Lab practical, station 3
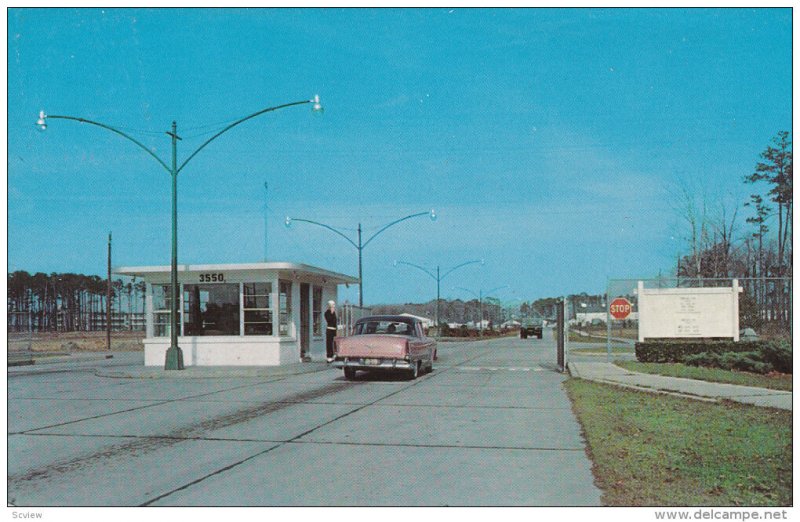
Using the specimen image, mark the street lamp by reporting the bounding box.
[285,210,437,307]
[394,259,483,326]
[38,96,323,370]
[454,285,508,337]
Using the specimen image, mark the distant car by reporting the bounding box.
[520,319,543,339]
[333,315,437,380]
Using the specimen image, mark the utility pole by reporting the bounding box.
[264,181,269,263]
[436,265,440,327]
[107,232,112,352]
[165,121,184,370]
[358,223,363,308]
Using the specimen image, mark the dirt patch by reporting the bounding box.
[8,331,144,353]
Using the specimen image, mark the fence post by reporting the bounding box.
[556,298,565,373]
[606,279,612,363]
[637,281,645,342]
[732,278,740,341]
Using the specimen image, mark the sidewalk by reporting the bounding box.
[568,361,792,411]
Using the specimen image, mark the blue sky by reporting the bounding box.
[7,8,792,306]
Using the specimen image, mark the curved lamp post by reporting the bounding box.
[38,96,323,370]
[394,259,483,326]
[454,285,508,337]
[285,210,437,307]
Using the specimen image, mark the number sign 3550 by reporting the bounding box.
[199,273,225,283]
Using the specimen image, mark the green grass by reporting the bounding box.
[573,326,639,339]
[564,379,792,506]
[568,333,605,343]
[616,361,793,392]
[569,327,637,343]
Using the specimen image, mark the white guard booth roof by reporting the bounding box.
[114,262,359,367]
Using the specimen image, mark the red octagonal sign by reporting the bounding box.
[609,297,633,320]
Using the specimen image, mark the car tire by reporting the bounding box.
[344,367,356,380]
[409,361,420,380]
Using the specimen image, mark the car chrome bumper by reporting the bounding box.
[333,357,414,371]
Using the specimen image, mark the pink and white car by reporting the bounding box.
[333,315,437,380]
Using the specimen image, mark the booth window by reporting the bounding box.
[279,280,292,336]
[243,282,273,335]
[312,286,323,336]
[151,284,173,337]
[183,283,240,336]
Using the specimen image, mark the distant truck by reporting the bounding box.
[520,319,543,339]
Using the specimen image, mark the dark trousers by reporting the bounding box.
[326,329,336,358]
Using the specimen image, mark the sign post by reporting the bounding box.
[556,298,565,372]
[607,297,633,362]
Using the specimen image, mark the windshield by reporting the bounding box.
[353,319,417,337]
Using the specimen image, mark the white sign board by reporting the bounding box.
[637,280,743,342]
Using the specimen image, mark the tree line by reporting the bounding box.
[674,131,792,332]
[371,298,508,326]
[7,271,146,332]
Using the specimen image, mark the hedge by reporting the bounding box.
[758,340,793,374]
[635,340,765,363]
[635,339,792,374]
[683,352,773,374]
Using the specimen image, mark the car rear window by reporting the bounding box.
[354,320,416,336]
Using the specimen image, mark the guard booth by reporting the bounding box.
[114,262,359,366]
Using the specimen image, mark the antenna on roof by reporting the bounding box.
[264,181,269,263]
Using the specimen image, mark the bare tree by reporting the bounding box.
[671,182,710,279]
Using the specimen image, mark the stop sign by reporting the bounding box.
[609,297,633,320]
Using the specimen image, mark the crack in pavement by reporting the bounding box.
[11,374,308,435]
[8,381,356,486]
[138,443,286,506]
[11,346,501,505]
[138,377,433,506]
[140,348,499,505]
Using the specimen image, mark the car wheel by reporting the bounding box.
[409,361,420,380]
[344,367,356,380]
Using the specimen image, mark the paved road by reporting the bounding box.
[8,336,601,506]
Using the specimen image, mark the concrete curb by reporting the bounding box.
[94,361,332,379]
